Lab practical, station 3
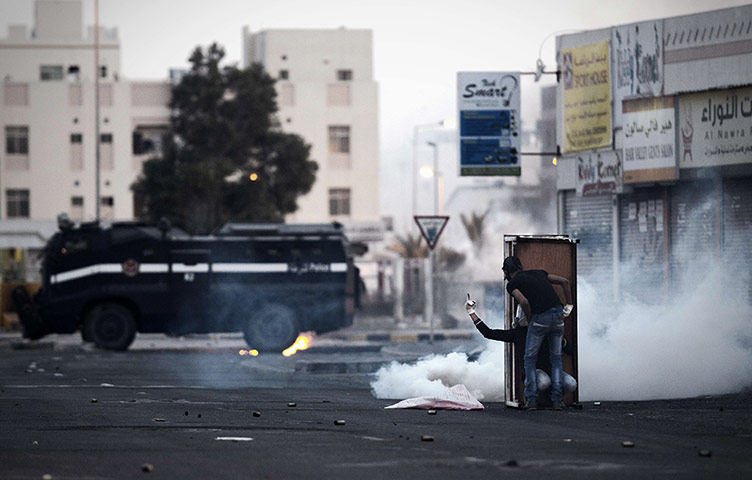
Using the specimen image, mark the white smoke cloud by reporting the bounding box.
[371,263,752,403]
[578,262,752,401]
[370,342,505,401]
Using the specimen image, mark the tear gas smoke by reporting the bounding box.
[371,258,752,403]
[577,262,752,401]
[370,342,505,401]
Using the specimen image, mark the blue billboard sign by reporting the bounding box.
[457,72,521,176]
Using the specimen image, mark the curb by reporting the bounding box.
[0,330,475,352]
[326,331,474,343]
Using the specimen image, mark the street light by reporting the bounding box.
[412,119,455,217]
[427,141,439,215]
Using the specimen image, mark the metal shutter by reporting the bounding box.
[563,191,613,288]
[619,186,669,301]
[722,177,752,302]
[669,181,721,288]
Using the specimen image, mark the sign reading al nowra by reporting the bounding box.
[457,72,521,177]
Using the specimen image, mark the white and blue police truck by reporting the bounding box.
[13,216,360,352]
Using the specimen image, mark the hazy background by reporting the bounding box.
[2,0,749,231]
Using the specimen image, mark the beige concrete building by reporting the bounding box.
[0,0,170,224]
[242,28,382,243]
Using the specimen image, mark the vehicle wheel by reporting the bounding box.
[243,304,300,353]
[81,321,94,342]
[85,303,136,351]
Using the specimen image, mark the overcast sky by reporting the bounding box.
[1,0,749,228]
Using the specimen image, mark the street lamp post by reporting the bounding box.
[412,119,455,343]
[425,141,441,343]
[411,119,455,218]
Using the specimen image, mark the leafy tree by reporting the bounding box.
[132,43,317,234]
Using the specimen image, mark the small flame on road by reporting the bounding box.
[282,334,313,357]
[238,349,259,356]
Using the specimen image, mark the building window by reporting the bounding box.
[100,133,114,170]
[329,188,351,216]
[327,84,351,106]
[71,196,84,221]
[71,133,83,170]
[132,126,166,157]
[4,83,29,106]
[98,84,113,106]
[336,69,353,81]
[40,65,64,81]
[6,189,30,218]
[328,126,350,153]
[5,126,29,154]
[279,69,289,80]
[101,196,114,220]
[100,65,108,78]
[279,84,295,107]
[67,65,80,82]
[69,84,83,106]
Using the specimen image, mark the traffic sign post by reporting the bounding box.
[414,216,449,343]
[414,216,450,250]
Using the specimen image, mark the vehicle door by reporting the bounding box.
[168,249,211,334]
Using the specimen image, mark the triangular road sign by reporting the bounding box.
[414,216,450,250]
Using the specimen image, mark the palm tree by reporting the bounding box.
[390,232,428,259]
[460,210,489,250]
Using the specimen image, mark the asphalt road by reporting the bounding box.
[1,344,751,479]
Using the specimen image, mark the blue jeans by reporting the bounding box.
[523,305,564,402]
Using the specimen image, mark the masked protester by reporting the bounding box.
[466,256,573,410]
[465,298,577,407]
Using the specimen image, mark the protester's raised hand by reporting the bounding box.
[465,293,477,315]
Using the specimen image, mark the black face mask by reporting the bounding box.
[503,271,509,282]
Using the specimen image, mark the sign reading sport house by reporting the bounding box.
[575,150,623,196]
[622,96,677,183]
[562,41,612,153]
[457,72,521,176]
[678,86,752,169]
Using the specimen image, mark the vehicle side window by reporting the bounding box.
[62,237,89,255]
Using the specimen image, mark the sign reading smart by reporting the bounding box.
[458,72,521,176]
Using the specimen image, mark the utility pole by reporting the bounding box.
[94,0,101,222]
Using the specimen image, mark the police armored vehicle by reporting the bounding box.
[13,216,360,352]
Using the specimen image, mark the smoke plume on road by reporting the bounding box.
[577,262,752,401]
[371,264,752,403]
[370,342,505,401]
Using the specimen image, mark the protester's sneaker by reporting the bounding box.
[552,399,567,411]
[523,399,538,411]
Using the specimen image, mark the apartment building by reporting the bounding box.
[242,28,382,243]
[0,0,170,224]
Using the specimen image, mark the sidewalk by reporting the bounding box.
[0,314,475,352]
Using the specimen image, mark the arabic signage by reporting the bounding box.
[575,150,623,196]
[678,86,752,168]
[613,21,663,99]
[457,72,521,176]
[562,41,612,153]
[622,96,677,183]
